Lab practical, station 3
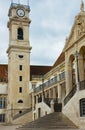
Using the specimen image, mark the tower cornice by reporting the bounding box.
[7,17,31,28]
[7,45,32,54]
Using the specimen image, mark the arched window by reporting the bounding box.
[18,100,23,103]
[80,98,85,116]
[17,28,23,40]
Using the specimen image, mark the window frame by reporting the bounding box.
[19,76,22,81]
[18,100,23,103]
[17,27,24,40]
[19,65,22,71]
[19,87,22,93]
[0,114,5,122]
[80,98,85,117]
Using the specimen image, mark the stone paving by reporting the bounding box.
[0,125,19,130]
[0,126,84,130]
[0,125,85,130]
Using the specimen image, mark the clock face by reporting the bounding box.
[17,9,25,17]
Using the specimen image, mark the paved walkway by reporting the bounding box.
[0,126,84,130]
[0,125,19,130]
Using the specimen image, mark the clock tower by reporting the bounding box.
[7,2,32,123]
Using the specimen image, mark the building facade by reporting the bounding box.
[0,1,85,128]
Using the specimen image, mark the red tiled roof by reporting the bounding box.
[0,52,65,82]
[0,64,52,82]
[0,64,8,82]
[30,65,52,80]
[53,52,65,68]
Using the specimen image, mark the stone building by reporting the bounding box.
[0,0,85,129]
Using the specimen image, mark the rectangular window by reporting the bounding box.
[19,76,22,81]
[59,72,65,81]
[0,98,6,109]
[19,65,22,71]
[80,99,85,116]
[19,87,22,93]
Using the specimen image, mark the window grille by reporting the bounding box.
[0,114,5,122]
[80,98,85,116]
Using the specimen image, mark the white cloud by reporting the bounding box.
[0,0,83,65]
[30,35,65,65]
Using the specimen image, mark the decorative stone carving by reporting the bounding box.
[77,18,85,36]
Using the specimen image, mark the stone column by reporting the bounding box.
[50,100,54,113]
[53,87,56,99]
[47,90,49,98]
[58,84,62,103]
[65,60,73,95]
[75,51,80,91]
[42,93,44,102]
[32,93,34,110]
[44,91,47,98]
[36,95,38,104]
[49,89,52,98]
[78,54,84,81]
[2,98,3,109]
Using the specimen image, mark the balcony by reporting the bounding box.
[34,72,65,93]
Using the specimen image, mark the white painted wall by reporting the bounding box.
[34,101,51,120]
[0,83,8,94]
[62,90,85,129]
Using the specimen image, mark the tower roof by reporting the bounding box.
[10,2,30,10]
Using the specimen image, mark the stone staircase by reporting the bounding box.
[17,112,78,130]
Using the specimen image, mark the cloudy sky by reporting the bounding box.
[0,0,82,66]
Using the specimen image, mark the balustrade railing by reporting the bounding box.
[64,80,85,106]
[79,80,85,90]
[34,72,65,93]
[35,79,85,106]
[64,85,76,105]
[44,98,58,107]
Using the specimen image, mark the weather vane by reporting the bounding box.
[11,0,29,5]
[80,0,84,12]
[11,0,13,3]
[18,0,20,4]
[11,0,20,4]
[27,0,29,5]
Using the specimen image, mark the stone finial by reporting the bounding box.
[80,0,84,12]
[11,0,13,3]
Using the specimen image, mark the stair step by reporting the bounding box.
[18,112,77,130]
